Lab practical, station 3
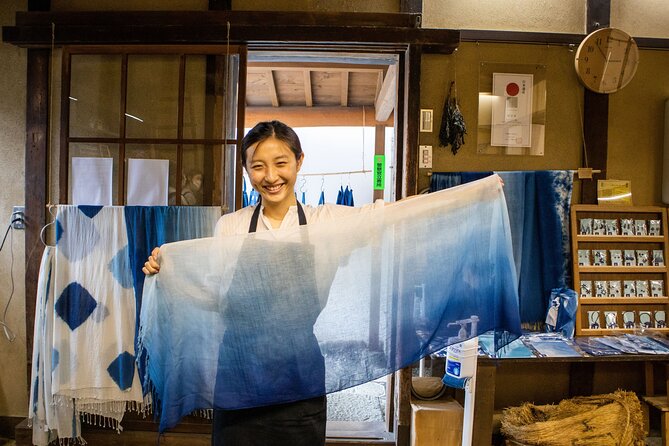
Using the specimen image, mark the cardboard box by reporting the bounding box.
[411,397,464,446]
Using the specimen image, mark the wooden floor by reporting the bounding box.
[14,418,394,446]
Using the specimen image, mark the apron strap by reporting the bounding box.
[248,200,307,233]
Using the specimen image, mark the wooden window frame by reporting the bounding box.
[59,45,245,207]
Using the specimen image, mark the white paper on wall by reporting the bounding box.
[127,158,170,206]
[71,157,113,206]
[491,73,533,148]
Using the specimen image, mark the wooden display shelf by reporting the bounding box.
[576,235,665,243]
[578,266,666,273]
[580,297,669,304]
[578,328,669,335]
[572,204,669,336]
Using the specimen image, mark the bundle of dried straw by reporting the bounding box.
[501,390,644,446]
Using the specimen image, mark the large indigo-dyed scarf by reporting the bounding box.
[29,205,219,446]
[139,175,522,431]
[430,171,574,325]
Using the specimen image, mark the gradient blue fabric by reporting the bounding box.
[124,206,220,388]
[139,175,522,431]
[430,171,574,325]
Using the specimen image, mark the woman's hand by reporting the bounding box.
[142,247,161,275]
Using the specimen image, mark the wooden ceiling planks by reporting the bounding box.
[247,63,384,109]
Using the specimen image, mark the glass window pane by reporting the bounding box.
[184,55,238,141]
[69,55,121,138]
[126,55,180,139]
[69,143,120,204]
[182,144,208,205]
[125,144,177,204]
[184,56,207,140]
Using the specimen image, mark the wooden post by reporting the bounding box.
[472,360,497,446]
[24,48,49,385]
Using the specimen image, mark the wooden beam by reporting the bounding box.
[340,71,349,107]
[460,29,583,46]
[581,90,608,203]
[587,0,611,29]
[472,361,497,446]
[208,0,231,10]
[1,12,458,53]
[395,367,412,446]
[402,45,421,198]
[24,48,49,379]
[245,106,393,128]
[266,69,279,107]
[375,70,383,104]
[28,0,49,10]
[13,11,421,28]
[248,63,384,73]
[303,69,313,107]
[375,63,396,122]
[400,0,422,15]
[581,0,610,204]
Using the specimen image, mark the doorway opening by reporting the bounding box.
[243,50,399,440]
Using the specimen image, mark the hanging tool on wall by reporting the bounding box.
[439,80,467,155]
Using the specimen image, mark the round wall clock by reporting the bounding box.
[574,27,639,94]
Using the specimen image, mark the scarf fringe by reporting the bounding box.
[193,409,213,420]
[57,436,88,446]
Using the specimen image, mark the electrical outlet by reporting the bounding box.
[11,206,25,230]
[419,145,433,169]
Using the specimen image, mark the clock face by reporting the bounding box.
[575,27,639,94]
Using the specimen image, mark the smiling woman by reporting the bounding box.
[242,121,305,226]
[143,120,389,446]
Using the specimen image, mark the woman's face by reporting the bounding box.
[245,136,303,208]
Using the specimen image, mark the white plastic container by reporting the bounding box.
[445,338,478,379]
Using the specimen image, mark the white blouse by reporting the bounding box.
[214,201,385,237]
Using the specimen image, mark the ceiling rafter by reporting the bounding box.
[303,69,313,107]
[340,71,349,107]
[266,69,279,107]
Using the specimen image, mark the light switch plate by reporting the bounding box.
[420,109,434,132]
[419,145,432,169]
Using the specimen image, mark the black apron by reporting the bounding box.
[212,202,327,446]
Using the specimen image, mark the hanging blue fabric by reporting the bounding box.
[429,170,574,326]
[242,178,249,208]
[123,207,220,391]
[348,188,354,207]
[342,186,351,206]
[138,175,522,431]
[336,186,344,205]
[318,190,325,205]
[301,191,306,205]
[249,189,259,206]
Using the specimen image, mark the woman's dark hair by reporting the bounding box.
[241,120,303,166]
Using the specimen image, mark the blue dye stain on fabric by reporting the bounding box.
[51,348,59,372]
[54,282,98,331]
[57,214,101,263]
[77,206,103,219]
[55,219,64,245]
[108,245,133,289]
[107,351,135,391]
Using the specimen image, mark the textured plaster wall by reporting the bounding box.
[0,0,28,419]
[608,49,669,206]
[611,0,669,38]
[417,42,584,193]
[422,0,585,33]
